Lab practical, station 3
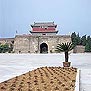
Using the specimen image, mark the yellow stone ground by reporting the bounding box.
[0,67,77,91]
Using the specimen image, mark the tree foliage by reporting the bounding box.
[71,32,91,52]
[81,35,87,46]
[71,32,81,46]
[56,42,74,62]
[85,36,91,52]
[0,44,13,53]
[56,42,74,52]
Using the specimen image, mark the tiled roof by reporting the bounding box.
[0,67,77,91]
[30,30,58,33]
[31,22,57,27]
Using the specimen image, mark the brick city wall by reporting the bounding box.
[13,35,71,53]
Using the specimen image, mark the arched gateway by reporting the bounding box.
[40,43,48,53]
[13,22,71,53]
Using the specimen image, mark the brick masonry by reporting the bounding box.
[13,35,71,53]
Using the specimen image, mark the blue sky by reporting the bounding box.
[0,0,91,38]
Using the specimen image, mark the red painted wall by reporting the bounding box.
[32,27,56,32]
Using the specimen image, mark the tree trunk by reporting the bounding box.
[65,51,68,62]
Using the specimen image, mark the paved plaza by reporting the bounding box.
[0,53,91,91]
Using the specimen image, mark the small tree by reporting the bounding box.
[81,35,87,46]
[0,44,10,53]
[56,42,74,67]
[84,36,91,52]
[71,32,81,46]
[85,42,91,52]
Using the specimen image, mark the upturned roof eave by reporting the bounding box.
[30,31,58,33]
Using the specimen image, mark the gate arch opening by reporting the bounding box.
[40,43,48,53]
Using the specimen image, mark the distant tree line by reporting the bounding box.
[0,43,13,53]
[71,32,91,52]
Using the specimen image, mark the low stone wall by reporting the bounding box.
[73,45,85,53]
